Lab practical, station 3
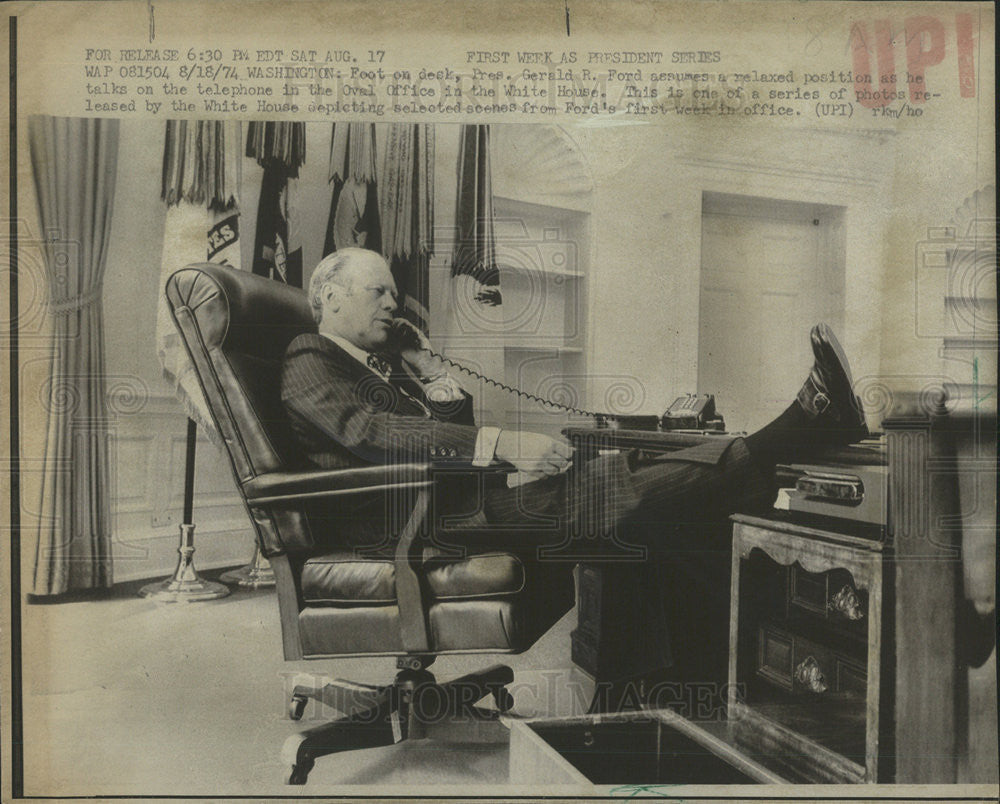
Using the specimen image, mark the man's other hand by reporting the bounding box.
[494,430,574,478]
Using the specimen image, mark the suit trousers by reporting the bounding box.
[429,436,774,685]
[433,436,773,555]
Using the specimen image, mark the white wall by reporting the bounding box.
[548,123,893,427]
[879,126,996,395]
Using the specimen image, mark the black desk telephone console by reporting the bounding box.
[592,395,726,432]
[660,393,726,430]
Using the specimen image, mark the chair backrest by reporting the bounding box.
[165,263,316,483]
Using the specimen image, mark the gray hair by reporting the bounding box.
[307,248,373,324]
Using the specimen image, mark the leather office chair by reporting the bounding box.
[164,263,575,784]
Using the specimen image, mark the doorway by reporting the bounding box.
[698,192,846,433]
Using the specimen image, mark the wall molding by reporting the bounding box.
[108,392,249,578]
[493,124,595,207]
[676,127,896,191]
[676,153,881,189]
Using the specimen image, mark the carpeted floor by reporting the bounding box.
[21,571,593,797]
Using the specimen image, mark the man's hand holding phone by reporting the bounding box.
[390,318,441,380]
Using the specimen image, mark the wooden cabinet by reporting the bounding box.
[560,399,996,784]
[728,515,892,783]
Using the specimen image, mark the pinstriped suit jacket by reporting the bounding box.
[281,332,501,546]
[281,332,481,471]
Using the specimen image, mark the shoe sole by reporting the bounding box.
[811,323,866,428]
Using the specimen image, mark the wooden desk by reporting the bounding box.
[561,427,741,692]
[563,425,735,458]
[559,427,871,691]
[509,708,786,787]
[883,397,997,783]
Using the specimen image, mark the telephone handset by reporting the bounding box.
[387,318,425,353]
[389,318,726,430]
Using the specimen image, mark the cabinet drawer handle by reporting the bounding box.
[795,655,828,693]
[829,584,865,620]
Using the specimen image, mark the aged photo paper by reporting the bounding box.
[2,0,996,801]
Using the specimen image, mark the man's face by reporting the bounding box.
[321,253,399,352]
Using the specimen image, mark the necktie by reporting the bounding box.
[366,353,391,377]
[366,353,431,417]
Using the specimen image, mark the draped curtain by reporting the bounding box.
[440,124,506,411]
[28,116,120,595]
[324,122,380,255]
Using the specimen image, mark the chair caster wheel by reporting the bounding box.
[285,759,313,785]
[492,687,514,712]
[289,695,308,721]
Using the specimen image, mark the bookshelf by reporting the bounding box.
[492,195,591,434]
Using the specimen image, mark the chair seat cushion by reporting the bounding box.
[300,548,526,605]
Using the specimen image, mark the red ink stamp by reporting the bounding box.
[849,12,977,108]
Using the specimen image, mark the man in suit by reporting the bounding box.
[281,247,867,688]
[282,246,866,539]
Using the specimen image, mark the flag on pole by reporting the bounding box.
[156,120,242,438]
[441,124,506,412]
[247,122,306,287]
[324,123,381,255]
[251,165,302,286]
[380,123,434,332]
[453,124,500,306]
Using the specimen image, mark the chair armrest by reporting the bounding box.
[390,466,516,652]
[244,464,432,505]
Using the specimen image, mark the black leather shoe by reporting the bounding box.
[796,324,868,443]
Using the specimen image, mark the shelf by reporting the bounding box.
[503,345,584,354]
[499,262,584,279]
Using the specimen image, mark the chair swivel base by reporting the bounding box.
[280,661,515,785]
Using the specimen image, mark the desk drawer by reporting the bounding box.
[757,623,866,696]
[788,565,868,625]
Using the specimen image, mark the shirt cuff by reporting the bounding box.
[473,426,502,467]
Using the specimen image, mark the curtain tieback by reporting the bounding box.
[47,285,103,316]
